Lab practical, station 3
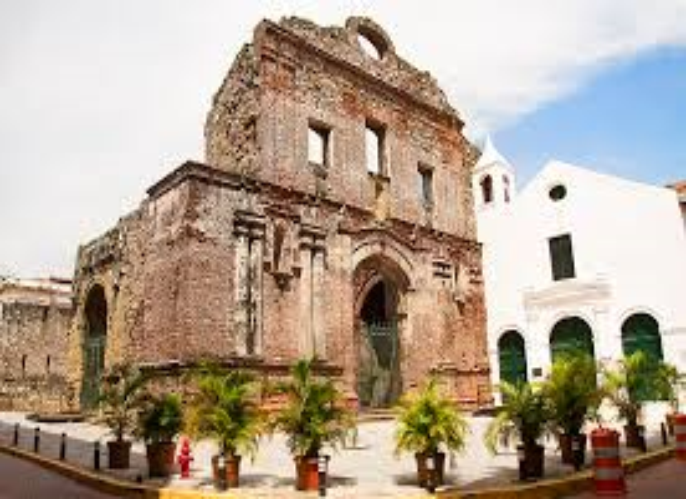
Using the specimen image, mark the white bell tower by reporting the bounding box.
[472,136,516,210]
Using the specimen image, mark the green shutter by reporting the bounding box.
[549,234,576,281]
[499,331,528,385]
[550,317,594,363]
[622,314,664,401]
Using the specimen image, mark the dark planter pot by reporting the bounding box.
[146,441,176,478]
[295,456,321,491]
[624,424,645,450]
[517,444,544,481]
[559,433,587,466]
[212,454,242,488]
[107,440,132,469]
[415,452,446,488]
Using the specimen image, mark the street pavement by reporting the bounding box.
[0,411,676,498]
[0,451,118,499]
[569,459,686,498]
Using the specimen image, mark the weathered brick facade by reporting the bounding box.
[69,17,491,410]
[0,277,74,412]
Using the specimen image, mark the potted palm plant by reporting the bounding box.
[269,358,355,491]
[602,352,661,449]
[185,366,262,488]
[98,363,147,469]
[136,392,184,477]
[543,354,601,466]
[657,363,684,435]
[485,381,551,480]
[394,379,468,488]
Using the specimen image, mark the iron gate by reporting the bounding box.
[358,321,401,408]
[80,335,106,409]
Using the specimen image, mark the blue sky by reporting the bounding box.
[2,1,686,276]
[495,48,686,186]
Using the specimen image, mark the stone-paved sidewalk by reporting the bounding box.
[0,412,672,498]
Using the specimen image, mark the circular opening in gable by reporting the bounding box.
[357,27,388,61]
[549,184,567,201]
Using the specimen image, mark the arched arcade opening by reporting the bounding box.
[550,316,595,363]
[498,330,528,386]
[80,285,108,409]
[354,254,409,409]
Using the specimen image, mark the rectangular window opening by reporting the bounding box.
[549,234,576,281]
[365,121,385,175]
[308,123,330,167]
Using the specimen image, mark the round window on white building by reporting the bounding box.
[549,184,567,201]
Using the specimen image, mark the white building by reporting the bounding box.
[473,138,686,397]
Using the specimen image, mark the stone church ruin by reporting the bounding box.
[68,17,491,410]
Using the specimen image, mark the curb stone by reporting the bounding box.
[436,445,675,499]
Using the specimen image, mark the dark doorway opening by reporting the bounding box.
[81,285,108,409]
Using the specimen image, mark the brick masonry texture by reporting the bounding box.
[0,278,74,412]
[68,16,491,409]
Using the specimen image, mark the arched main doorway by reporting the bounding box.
[354,255,408,409]
[81,285,108,409]
[498,330,528,385]
[550,316,595,363]
[621,313,663,362]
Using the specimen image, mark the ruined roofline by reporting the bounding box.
[146,160,482,252]
[0,276,73,300]
[254,16,464,130]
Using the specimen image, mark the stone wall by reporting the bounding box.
[0,278,74,412]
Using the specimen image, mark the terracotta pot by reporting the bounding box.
[559,433,587,466]
[146,441,176,477]
[624,424,645,450]
[295,456,320,491]
[212,454,242,488]
[415,452,446,488]
[518,444,544,481]
[107,440,131,469]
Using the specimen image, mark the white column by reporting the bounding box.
[234,232,249,356]
[312,249,325,359]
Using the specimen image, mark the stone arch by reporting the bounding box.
[550,316,595,363]
[352,234,414,289]
[353,251,410,409]
[80,283,108,409]
[346,17,396,62]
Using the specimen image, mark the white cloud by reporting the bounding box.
[1,0,686,276]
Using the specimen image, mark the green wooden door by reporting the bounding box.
[498,331,528,385]
[622,314,663,362]
[550,317,595,363]
[80,335,106,409]
[622,313,664,401]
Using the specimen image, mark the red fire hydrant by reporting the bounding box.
[177,438,193,479]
